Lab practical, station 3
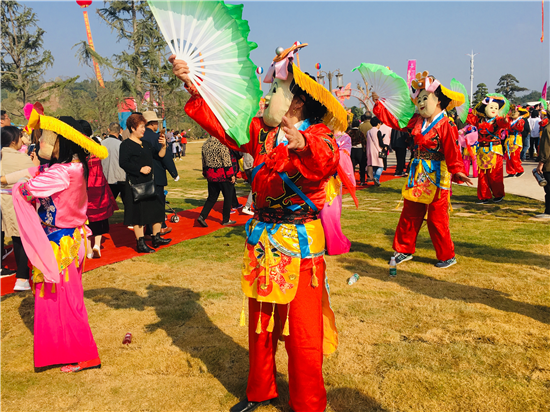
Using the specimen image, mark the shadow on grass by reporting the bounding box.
[339,257,550,325]
[83,285,381,411]
[378,228,549,270]
[85,285,249,398]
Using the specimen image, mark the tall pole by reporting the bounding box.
[466,50,478,107]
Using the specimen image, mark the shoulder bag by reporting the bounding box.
[129,170,156,202]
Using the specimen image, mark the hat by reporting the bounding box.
[410,71,465,111]
[473,93,510,117]
[25,106,108,159]
[143,110,163,124]
[264,42,348,132]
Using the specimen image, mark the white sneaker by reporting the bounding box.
[13,279,31,291]
[534,213,550,219]
[242,207,254,216]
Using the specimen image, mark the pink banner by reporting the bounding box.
[542,81,548,100]
[406,60,416,87]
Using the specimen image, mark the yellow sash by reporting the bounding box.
[477,144,503,170]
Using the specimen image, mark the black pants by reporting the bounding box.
[200,181,234,223]
[145,185,167,234]
[394,147,407,175]
[109,182,126,203]
[530,137,540,159]
[12,237,30,280]
[181,144,187,156]
[351,147,367,184]
[544,171,550,214]
[232,183,240,208]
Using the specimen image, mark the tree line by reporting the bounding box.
[473,74,548,107]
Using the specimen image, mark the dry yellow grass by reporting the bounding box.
[2,142,549,412]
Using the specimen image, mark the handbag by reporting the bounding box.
[129,171,156,202]
[378,149,388,159]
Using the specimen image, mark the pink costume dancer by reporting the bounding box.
[458,125,479,178]
[11,113,107,372]
[320,132,356,255]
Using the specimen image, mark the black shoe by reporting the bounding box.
[506,174,516,178]
[515,171,524,177]
[152,233,172,248]
[222,220,237,225]
[230,399,273,412]
[391,252,413,265]
[197,216,208,227]
[493,196,504,203]
[136,237,155,253]
[476,199,489,204]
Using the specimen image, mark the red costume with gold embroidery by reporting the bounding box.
[185,82,340,411]
[466,113,510,200]
[375,103,464,261]
[504,116,525,175]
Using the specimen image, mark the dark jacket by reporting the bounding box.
[390,129,409,149]
[142,127,178,186]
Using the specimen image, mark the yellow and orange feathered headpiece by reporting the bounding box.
[410,71,465,111]
[24,103,108,159]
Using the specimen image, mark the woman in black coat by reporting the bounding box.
[119,113,171,253]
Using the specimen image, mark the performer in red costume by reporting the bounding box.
[466,95,510,203]
[171,43,347,412]
[504,105,528,177]
[372,71,472,268]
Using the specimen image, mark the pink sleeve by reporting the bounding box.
[12,182,60,283]
[21,164,70,200]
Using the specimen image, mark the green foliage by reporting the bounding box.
[349,106,364,121]
[0,1,54,113]
[494,74,528,103]
[472,83,488,106]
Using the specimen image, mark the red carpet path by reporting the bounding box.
[1,166,400,296]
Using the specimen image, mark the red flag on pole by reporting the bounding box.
[542,0,545,42]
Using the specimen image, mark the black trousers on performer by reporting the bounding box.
[12,237,30,280]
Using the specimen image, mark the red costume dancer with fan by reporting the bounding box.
[171,41,349,411]
[363,66,471,268]
[466,94,511,203]
[504,105,528,177]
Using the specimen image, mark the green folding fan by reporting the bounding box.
[148,0,261,145]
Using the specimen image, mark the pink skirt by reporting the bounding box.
[320,194,351,256]
[34,243,99,368]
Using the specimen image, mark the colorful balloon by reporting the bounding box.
[256,66,264,75]
[315,63,321,70]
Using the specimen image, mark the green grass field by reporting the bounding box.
[2,142,549,412]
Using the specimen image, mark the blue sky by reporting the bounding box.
[22,1,550,100]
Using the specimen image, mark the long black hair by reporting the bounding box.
[1,126,22,148]
[49,116,89,183]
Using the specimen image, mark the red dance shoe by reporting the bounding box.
[60,357,101,373]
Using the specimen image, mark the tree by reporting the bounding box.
[1,2,49,108]
[494,74,528,102]
[473,83,489,106]
[349,106,364,122]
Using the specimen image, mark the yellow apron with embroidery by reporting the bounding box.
[32,227,84,297]
[504,135,522,155]
[402,159,451,204]
[477,144,503,170]
[242,219,325,304]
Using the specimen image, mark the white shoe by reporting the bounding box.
[13,279,31,291]
[534,213,550,219]
[242,207,254,216]
[87,252,94,259]
[92,246,101,258]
